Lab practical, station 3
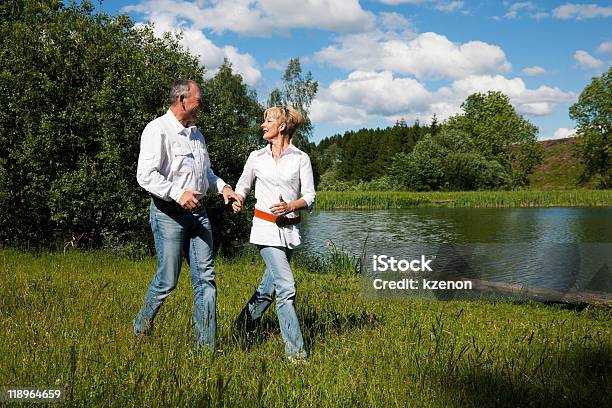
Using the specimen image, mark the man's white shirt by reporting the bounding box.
[235,144,316,249]
[136,110,226,202]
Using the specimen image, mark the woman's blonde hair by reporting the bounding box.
[264,106,303,139]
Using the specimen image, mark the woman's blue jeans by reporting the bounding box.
[133,201,216,350]
[245,246,306,358]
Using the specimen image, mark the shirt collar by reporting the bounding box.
[165,109,196,136]
[259,143,300,157]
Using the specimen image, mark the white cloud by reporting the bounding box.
[597,40,612,55]
[311,70,434,124]
[522,66,547,76]
[142,16,261,85]
[334,71,430,114]
[264,60,287,71]
[220,48,262,86]
[574,50,604,71]
[541,127,577,140]
[553,3,612,20]
[499,2,550,20]
[504,2,536,19]
[379,0,420,4]
[449,75,576,116]
[434,1,464,12]
[124,0,376,36]
[379,0,463,12]
[311,71,576,127]
[310,100,370,125]
[379,0,423,4]
[315,32,511,80]
[379,12,413,31]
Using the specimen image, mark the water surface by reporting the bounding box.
[300,208,612,293]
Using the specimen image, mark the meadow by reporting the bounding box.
[316,190,612,210]
[1,249,610,407]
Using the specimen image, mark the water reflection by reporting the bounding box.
[300,208,612,293]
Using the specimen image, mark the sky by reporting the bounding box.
[93,0,612,143]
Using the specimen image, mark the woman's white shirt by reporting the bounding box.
[235,144,315,249]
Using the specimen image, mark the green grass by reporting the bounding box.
[1,250,610,407]
[528,138,591,190]
[315,190,612,210]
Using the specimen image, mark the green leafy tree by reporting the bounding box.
[388,129,512,191]
[267,88,283,109]
[198,60,263,255]
[268,58,318,149]
[0,0,258,253]
[569,67,611,189]
[446,91,543,186]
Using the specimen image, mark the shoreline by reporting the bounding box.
[315,189,612,210]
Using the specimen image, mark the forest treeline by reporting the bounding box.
[311,119,432,184]
[308,64,611,192]
[308,91,544,192]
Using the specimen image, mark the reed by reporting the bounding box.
[0,249,609,407]
[316,190,612,210]
[294,241,363,276]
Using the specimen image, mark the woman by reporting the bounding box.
[231,106,315,362]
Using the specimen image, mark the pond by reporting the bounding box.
[300,208,612,295]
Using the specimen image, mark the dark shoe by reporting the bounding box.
[234,306,258,347]
[133,319,154,338]
[133,318,154,343]
[234,306,258,332]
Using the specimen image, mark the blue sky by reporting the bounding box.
[94,0,612,143]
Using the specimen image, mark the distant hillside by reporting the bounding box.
[528,137,590,190]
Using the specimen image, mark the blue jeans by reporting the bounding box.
[133,201,216,350]
[245,246,306,358]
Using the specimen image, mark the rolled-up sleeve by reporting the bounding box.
[234,152,256,199]
[300,154,316,212]
[136,123,184,202]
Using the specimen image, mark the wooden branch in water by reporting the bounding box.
[470,279,612,306]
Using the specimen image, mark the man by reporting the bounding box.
[133,79,241,350]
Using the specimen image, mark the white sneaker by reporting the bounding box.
[288,356,307,365]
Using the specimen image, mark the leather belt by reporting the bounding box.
[152,196,200,214]
[254,208,301,227]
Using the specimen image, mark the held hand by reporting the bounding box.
[231,199,243,213]
[179,190,202,210]
[222,185,243,205]
[229,192,244,213]
[270,195,292,216]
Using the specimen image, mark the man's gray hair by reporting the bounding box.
[169,79,193,105]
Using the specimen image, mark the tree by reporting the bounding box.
[446,91,543,186]
[569,67,611,189]
[309,120,427,185]
[388,129,512,191]
[268,58,318,149]
[430,114,440,136]
[199,59,263,179]
[267,88,283,108]
[0,0,259,253]
[198,60,263,255]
